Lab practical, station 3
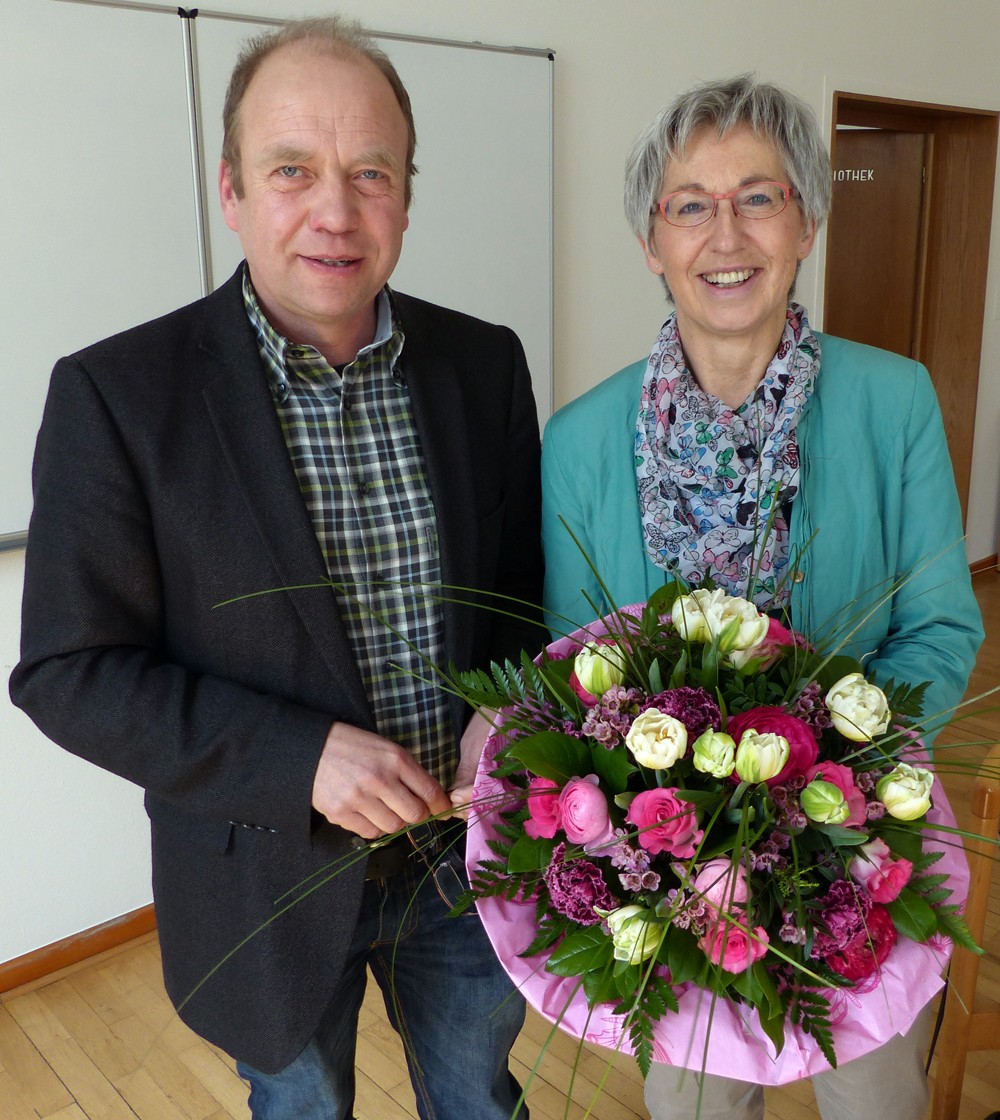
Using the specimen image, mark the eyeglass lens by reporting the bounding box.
[662,181,789,227]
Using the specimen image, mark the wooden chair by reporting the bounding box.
[931,741,1000,1120]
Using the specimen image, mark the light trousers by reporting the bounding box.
[644,1004,933,1120]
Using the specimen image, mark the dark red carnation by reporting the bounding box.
[824,905,897,982]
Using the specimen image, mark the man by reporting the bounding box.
[10,17,541,1120]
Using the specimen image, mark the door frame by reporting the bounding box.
[823,92,999,523]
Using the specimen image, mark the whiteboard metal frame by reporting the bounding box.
[54,0,554,57]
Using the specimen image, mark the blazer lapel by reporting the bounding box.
[193,274,371,721]
[394,295,479,673]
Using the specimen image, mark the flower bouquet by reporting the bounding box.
[453,581,975,1083]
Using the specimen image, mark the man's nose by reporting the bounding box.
[309,176,359,233]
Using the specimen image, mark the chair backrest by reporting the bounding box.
[930,741,1000,1120]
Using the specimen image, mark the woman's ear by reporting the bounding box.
[797,216,818,261]
[640,232,665,276]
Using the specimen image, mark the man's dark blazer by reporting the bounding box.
[10,266,544,1072]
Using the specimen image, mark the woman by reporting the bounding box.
[541,75,983,1120]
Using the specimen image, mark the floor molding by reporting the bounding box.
[0,903,156,996]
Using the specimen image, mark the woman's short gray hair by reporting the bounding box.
[624,74,832,243]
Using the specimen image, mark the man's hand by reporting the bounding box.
[312,722,451,839]
[447,709,497,820]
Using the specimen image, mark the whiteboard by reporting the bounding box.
[1,1,554,545]
[1,0,203,544]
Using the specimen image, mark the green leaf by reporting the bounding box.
[646,580,683,619]
[674,788,724,811]
[913,872,950,893]
[663,928,706,984]
[810,823,870,846]
[590,741,637,791]
[583,965,621,1005]
[758,1003,788,1057]
[881,826,922,863]
[535,654,583,714]
[613,961,641,997]
[731,964,764,1004]
[887,886,938,941]
[668,648,689,688]
[507,835,555,873]
[813,654,865,692]
[509,731,590,782]
[934,906,983,954]
[546,927,613,977]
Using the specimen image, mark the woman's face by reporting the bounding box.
[641,123,817,353]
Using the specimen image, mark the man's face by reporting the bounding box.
[219,44,410,364]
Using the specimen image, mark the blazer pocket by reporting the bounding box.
[145,794,234,854]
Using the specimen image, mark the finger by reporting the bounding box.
[447,786,473,821]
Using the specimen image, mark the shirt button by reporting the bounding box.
[792,570,805,584]
[349,836,366,850]
[356,481,369,497]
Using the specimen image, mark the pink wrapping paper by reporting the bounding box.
[466,620,971,1085]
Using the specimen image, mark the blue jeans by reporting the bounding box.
[236,843,527,1120]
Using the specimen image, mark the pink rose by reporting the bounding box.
[699,918,769,973]
[559,775,615,849]
[849,837,913,903]
[730,616,802,670]
[805,761,866,827]
[725,707,819,784]
[524,776,561,839]
[626,787,703,857]
[765,617,798,647]
[690,858,749,915]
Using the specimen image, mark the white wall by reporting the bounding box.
[4,0,1000,962]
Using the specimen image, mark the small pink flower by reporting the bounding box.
[626,787,702,858]
[725,707,819,784]
[805,761,866,827]
[700,918,769,973]
[559,775,614,849]
[849,837,913,903]
[524,777,561,839]
[690,858,749,915]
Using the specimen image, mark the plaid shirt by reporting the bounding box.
[242,272,455,784]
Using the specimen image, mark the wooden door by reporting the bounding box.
[825,129,929,358]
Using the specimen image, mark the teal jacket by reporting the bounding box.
[542,333,983,738]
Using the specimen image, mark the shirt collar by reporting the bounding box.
[241,268,403,404]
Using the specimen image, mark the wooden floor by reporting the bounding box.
[3,570,999,1120]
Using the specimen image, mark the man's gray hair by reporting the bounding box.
[222,16,418,206]
[624,74,831,244]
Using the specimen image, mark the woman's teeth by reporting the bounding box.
[704,269,753,286]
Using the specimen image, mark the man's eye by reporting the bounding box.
[358,169,384,181]
[277,166,301,178]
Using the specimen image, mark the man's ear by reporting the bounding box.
[219,159,240,234]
